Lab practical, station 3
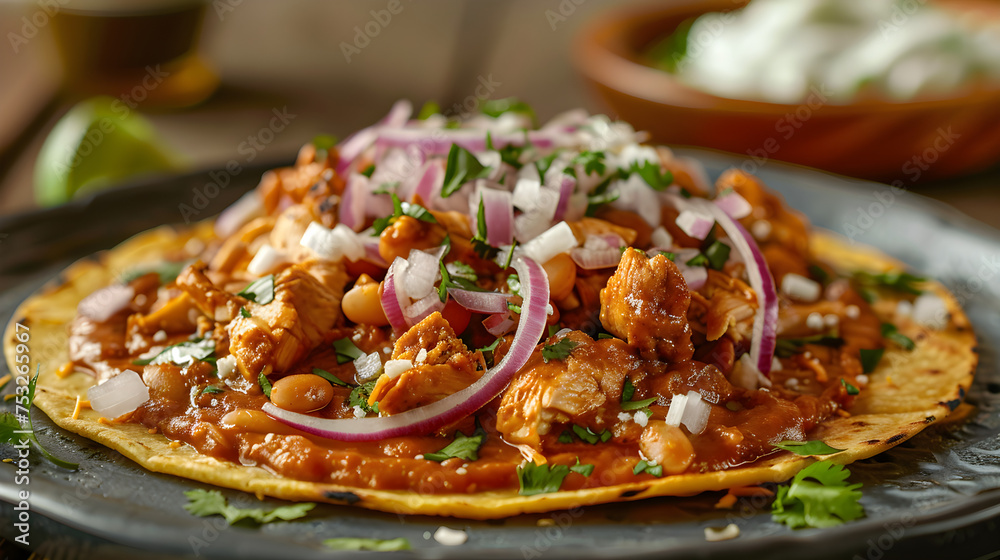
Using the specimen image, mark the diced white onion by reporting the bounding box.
[675,209,715,240]
[521,221,577,264]
[353,352,383,383]
[87,370,149,419]
[383,359,414,379]
[651,226,673,249]
[913,293,948,329]
[433,526,468,546]
[300,222,339,260]
[403,248,442,300]
[331,224,366,262]
[680,390,710,435]
[781,273,821,302]
[664,393,688,427]
[247,244,286,275]
[751,220,772,240]
[217,355,237,380]
[704,524,740,542]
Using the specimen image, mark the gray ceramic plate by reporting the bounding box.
[1,152,999,560]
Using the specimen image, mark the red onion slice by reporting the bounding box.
[696,199,778,375]
[675,209,715,240]
[570,247,621,270]
[551,174,575,222]
[483,312,516,336]
[338,173,370,232]
[448,288,510,314]
[480,187,514,246]
[380,257,409,333]
[411,160,443,203]
[263,256,550,441]
[403,292,445,324]
[215,191,263,238]
[87,370,149,419]
[714,191,752,220]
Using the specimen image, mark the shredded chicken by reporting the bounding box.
[688,269,758,343]
[228,259,347,380]
[599,249,694,362]
[368,312,483,415]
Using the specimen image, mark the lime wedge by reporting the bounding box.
[34,96,182,206]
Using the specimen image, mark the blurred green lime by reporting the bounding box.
[34,96,182,206]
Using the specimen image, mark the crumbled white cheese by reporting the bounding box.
[415,348,428,364]
[633,410,650,427]
[433,526,468,546]
[217,355,238,380]
[383,359,414,379]
[618,412,633,422]
[352,406,367,419]
[751,219,771,240]
[781,273,821,302]
[846,305,861,319]
[805,312,824,330]
[153,330,168,342]
[856,374,869,386]
[785,377,799,389]
[824,314,840,327]
[704,523,740,542]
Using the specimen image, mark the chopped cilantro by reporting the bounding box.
[620,379,656,411]
[417,100,441,120]
[348,379,380,414]
[633,460,663,477]
[704,240,731,270]
[120,260,189,285]
[841,379,860,395]
[881,323,915,351]
[771,461,864,529]
[237,275,275,305]
[424,424,487,462]
[332,337,365,365]
[497,142,526,169]
[472,238,499,260]
[542,338,579,363]
[439,258,484,301]
[774,440,845,456]
[685,253,709,267]
[323,538,411,551]
[859,348,884,374]
[311,134,338,160]
[133,338,216,366]
[629,161,673,191]
[477,337,502,368]
[809,264,832,286]
[517,461,571,496]
[481,97,537,125]
[557,430,575,444]
[571,151,607,176]
[506,274,522,296]
[570,424,612,444]
[442,144,491,197]
[312,367,351,388]
[360,163,376,178]
[507,301,522,314]
[183,489,314,525]
[201,385,225,395]
[774,335,845,358]
[501,241,518,269]
[0,368,78,469]
[258,373,272,398]
[547,323,562,338]
[570,458,594,477]
[239,307,251,319]
[534,151,561,178]
[597,332,616,340]
[852,270,925,296]
[372,193,438,234]
[659,251,677,261]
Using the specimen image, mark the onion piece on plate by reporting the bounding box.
[87,370,149,419]
[263,256,550,441]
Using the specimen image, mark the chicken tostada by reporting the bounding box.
[4,101,976,519]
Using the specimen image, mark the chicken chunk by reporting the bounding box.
[228,259,347,379]
[496,332,632,450]
[599,249,694,362]
[688,269,757,343]
[368,312,483,415]
[176,261,246,323]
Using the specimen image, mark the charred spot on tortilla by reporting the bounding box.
[6,104,977,519]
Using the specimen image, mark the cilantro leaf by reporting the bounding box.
[438,261,485,302]
[859,348,883,374]
[774,440,845,456]
[704,240,731,271]
[120,260,189,285]
[841,378,860,395]
[481,97,537,125]
[417,100,440,120]
[238,275,275,305]
[311,134,338,160]
[258,373,272,398]
[517,461,571,496]
[570,458,594,477]
[497,143,526,169]
[332,337,365,365]
[424,424,487,462]
[881,323,915,351]
[201,385,224,394]
[239,307,251,318]
[852,270,925,296]
[312,367,351,388]
[571,151,606,176]
[771,461,864,529]
[0,369,77,469]
[685,253,709,267]
[809,264,832,286]
[360,164,376,178]
[542,338,578,363]
[133,338,216,366]
[348,379,379,414]
[183,489,314,525]
[323,538,411,551]
[568,424,612,444]
[620,378,656,411]
[633,460,663,477]
[442,144,490,197]
[372,193,437,235]
[629,161,673,191]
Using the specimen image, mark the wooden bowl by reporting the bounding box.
[573,0,1000,182]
